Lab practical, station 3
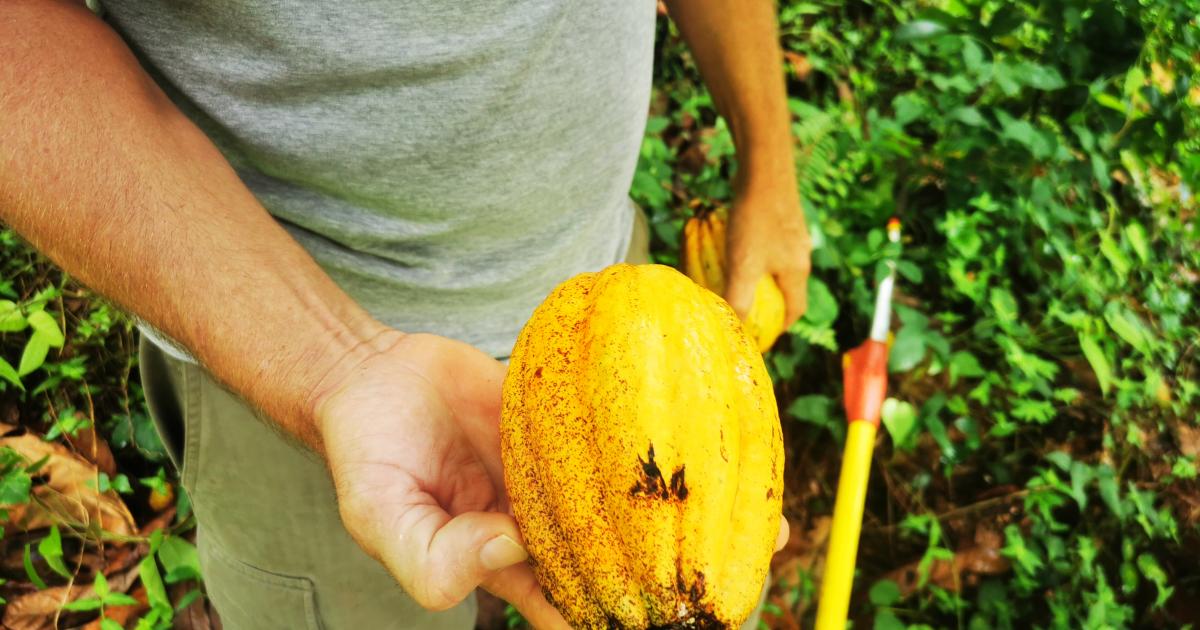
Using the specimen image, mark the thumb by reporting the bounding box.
[724,258,760,320]
[380,507,529,611]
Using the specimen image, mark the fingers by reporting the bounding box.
[482,564,572,630]
[724,258,761,320]
[412,335,511,501]
[775,264,810,327]
[367,501,530,612]
[775,516,790,552]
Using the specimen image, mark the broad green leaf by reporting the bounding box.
[0,466,31,504]
[17,334,50,377]
[1104,306,1152,355]
[1012,398,1055,424]
[1099,233,1130,277]
[881,398,918,450]
[0,357,22,390]
[1091,153,1111,189]
[104,592,140,607]
[895,19,949,42]
[26,286,58,312]
[1069,461,1093,509]
[949,351,985,385]
[1097,466,1125,520]
[931,73,976,93]
[954,416,982,452]
[888,325,927,372]
[961,38,984,72]
[892,92,929,126]
[1045,451,1073,471]
[0,301,25,333]
[61,597,104,612]
[989,287,1019,329]
[148,527,164,553]
[158,536,202,583]
[802,277,838,326]
[100,618,124,630]
[25,310,64,348]
[140,555,172,616]
[1078,333,1112,395]
[874,610,905,630]
[643,116,669,134]
[997,112,1050,157]
[1124,222,1150,263]
[869,579,903,606]
[786,395,834,424]
[1137,553,1174,609]
[23,543,47,590]
[1021,63,1066,91]
[94,571,110,598]
[39,525,72,579]
[1093,91,1128,113]
[950,106,987,127]
[1123,66,1146,100]
[896,260,923,283]
[111,473,133,495]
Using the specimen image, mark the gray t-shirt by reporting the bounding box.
[100,0,656,358]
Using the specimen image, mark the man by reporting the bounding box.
[1,0,812,627]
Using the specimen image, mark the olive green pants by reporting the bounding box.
[138,208,765,629]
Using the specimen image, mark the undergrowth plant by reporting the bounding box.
[636,0,1198,628]
[0,231,199,626]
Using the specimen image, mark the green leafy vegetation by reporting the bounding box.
[638,0,1199,627]
[0,228,205,624]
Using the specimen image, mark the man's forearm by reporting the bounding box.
[663,0,795,187]
[0,0,386,451]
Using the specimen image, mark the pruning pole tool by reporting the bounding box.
[814,217,901,630]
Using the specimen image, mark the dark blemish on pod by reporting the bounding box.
[646,570,723,629]
[669,466,688,500]
[630,444,688,501]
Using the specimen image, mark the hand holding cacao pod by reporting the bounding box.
[681,209,787,353]
[313,332,569,629]
[501,264,784,629]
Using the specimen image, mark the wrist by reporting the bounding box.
[733,137,798,194]
[735,155,800,202]
[290,316,401,455]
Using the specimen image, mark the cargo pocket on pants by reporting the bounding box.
[201,539,325,630]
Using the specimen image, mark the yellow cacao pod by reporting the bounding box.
[501,263,784,629]
[680,212,786,353]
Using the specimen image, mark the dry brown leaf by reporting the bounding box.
[2,562,142,629]
[3,583,91,630]
[64,422,118,478]
[884,526,1010,597]
[784,51,812,81]
[0,433,135,536]
[172,582,223,630]
[1172,420,1200,459]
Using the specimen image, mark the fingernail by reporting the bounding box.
[481,535,528,571]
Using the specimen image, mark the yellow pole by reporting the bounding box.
[814,420,878,630]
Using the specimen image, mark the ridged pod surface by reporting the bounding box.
[680,211,786,353]
[501,263,783,629]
